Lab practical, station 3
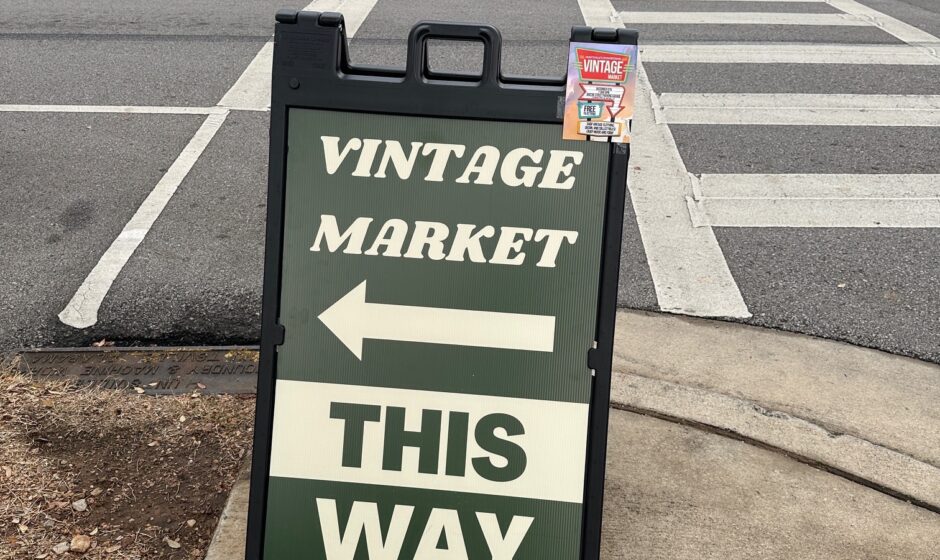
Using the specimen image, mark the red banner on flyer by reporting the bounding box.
[576,48,631,83]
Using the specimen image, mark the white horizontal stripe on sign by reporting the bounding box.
[656,93,940,126]
[269,381,589,503]
[620,11,868,25]
[639,43,940,65]
[696,174,940,199]
[0,105,226,115]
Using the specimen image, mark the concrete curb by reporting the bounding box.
[613,310,940,467]
[205,459,250,560]
[610,371,940,511]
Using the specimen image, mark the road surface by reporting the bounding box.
[1,0,938,363]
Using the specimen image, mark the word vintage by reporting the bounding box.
[310,137,586,269]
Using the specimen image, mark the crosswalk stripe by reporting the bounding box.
[681,0,826,2]
[579,0,751,318]
[640,43,940,65]
[621,11,868,25]
[688,174,940,228]
[696,174,940,199]
[688,197,940,228]
[656,93,940,126]
[827,0,940,45]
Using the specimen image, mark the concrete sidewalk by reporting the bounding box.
[207,310,940,559]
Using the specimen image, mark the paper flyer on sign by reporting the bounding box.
[563,42,638,143]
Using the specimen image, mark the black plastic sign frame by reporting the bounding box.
[248,10,636,560]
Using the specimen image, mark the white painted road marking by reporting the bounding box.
[689,197,940,228]
[656,93,940,126]
[696,174,940,199]
[579,0,751,319]
[687,0,826,2]
[640,43,940,65]
[620,11,869,26]
[58,112,229,328]
[319,281,556,359]
[218,0,379,111]
[689,174,940,228]
[827,0,940,45]
[58,0,379,328]
[218,41,274,111]
[0,105,228,115]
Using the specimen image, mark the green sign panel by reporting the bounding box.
[248,13,635,560]
[264,108,609,558]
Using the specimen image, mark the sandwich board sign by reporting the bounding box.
[247,11,636,560]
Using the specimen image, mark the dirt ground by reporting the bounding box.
[0,370,255,559]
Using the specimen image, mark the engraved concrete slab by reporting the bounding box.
[4,346,259,394]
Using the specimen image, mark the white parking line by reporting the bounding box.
[218,42,275,111]
[579,0,751,318]
[0,105,227,115]
[826,0,940,45]
[656,93,940,126]
[58,0,379,329]
[640,43,940,64]
[58,112,229,328]
[621,11,868,25]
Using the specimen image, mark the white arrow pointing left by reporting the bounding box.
[317,281,556,360]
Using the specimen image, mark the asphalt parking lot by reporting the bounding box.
[1,0,938,364]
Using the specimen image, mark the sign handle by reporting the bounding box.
[406,21,503,86]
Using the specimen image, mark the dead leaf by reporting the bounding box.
[91,339,113,348]
[105,545,121,553]
[164,537,181,549]
[133,387,145,394]
[69,534,92,553]
[52,542,69,555]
